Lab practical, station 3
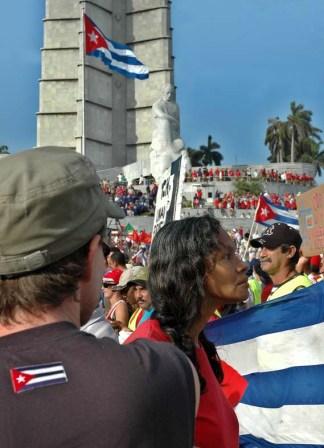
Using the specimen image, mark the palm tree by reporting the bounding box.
[287,102,321,162]
[265,118,288,163]
[0,145,9,154]
[187,135,223,167]
[187,147,204,167]
[199,135,223,166]
[297,139,324,176]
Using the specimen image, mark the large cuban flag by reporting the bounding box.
[84,14,149,80]
[255,194,299,229]
[204,281,324,447]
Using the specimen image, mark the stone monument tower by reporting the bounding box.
[37,0,174,170]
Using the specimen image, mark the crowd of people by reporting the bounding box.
[101,177,158,216]
[100,223,323,331]
[193,190,298,210]
[185,166,314,185]
[2,147,323,447]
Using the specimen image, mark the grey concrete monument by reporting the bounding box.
[37,0,175,170]
[150,83,190,182]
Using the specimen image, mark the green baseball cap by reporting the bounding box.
[112,266,149,291]
[0,146,125,275]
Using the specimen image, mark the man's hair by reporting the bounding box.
[149,215,224,391]
[110,251,127,267]
[0,242,91,325]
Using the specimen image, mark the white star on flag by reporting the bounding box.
[17,375,26,384]
[88,31,98,44]
[261,207,269,217]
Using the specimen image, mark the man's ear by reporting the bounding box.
[287,245,297,259]
[82,235,102,282]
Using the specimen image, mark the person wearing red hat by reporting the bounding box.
[308,256,324,283]
[103,269,129,332]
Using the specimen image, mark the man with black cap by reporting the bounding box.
[250,223,312,300]
[0,147,197,447]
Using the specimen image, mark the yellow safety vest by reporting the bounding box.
[248,278,262,305]
[268,274,312,301]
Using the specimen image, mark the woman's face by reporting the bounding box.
[204,229,249,306]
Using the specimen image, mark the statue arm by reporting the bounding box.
[153,101,178,122]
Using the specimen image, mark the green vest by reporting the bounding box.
[268,274,312,301]
[248,278,262,305]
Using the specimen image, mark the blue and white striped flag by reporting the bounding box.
[204,282,324,447]
[255,194,299,229]
[84,14,149,80]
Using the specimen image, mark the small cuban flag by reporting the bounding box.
[10,362,68,394]
[84,14,149,80]
[255,194,299,229]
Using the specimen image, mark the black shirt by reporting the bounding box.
[0,322,195,447]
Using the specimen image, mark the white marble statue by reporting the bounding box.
[150,84,190,182]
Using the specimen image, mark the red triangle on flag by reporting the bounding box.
[10,369,35,393]
[84,14,109,54]
[255,196,276,223]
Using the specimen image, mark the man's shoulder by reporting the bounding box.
[288,273,313,289]
[269,274,313,300]
[1,321,193,395]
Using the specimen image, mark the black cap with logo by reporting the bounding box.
[250,223,302,250]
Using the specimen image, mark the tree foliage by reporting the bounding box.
[187,135,223,167]
[0,145,9,154]
[234,178,264,196]
[265,102,322,166]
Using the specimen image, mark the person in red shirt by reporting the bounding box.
[126,216,249,448]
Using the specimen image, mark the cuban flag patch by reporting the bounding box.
[10,362,68,394]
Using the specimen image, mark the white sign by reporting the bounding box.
[152,155,186,239]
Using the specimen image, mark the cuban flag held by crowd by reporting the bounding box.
[84,14,149,80]
[255,194,299,229]
[204,281,324,447]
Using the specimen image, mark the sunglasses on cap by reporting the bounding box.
[103,282,115,288]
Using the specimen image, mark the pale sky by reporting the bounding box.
[1,0,324,170]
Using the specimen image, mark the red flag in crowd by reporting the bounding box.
[130,230,140,243]
[139,230,151,244]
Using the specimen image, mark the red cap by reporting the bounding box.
[310,256,321,268]
[103,268,123,285]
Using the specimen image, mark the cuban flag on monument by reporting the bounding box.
[204,281,324,447]
[255,194,299,229]
[84,14,149,80]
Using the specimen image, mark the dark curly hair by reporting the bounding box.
[149,215,224,392]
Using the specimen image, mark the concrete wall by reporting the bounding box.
[37,0,173,170]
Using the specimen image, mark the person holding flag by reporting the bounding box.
[250,223,312,300]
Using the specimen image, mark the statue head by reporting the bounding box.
[162,83,175,102]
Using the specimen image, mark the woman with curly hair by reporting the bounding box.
[126,216,249,448]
